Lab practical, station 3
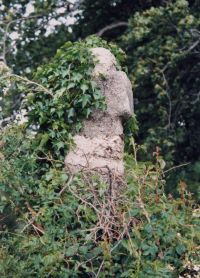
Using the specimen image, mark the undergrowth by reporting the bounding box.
[0,36,199,277]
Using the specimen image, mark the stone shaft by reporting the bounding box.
[65,47,133,183]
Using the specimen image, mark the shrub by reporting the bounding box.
[0,36,199,277]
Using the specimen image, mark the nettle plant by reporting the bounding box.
[0,36,199,277]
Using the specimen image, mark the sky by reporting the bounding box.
[10,1,77,40]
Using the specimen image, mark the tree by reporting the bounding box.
[73,0,172,40]
[123,0,200,196]
[0,0,74,119]
[0,0,76,74]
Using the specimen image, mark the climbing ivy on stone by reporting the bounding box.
[24,35,125,160]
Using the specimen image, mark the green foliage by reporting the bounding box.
[0,125,97,277]
[123,0,200,196]
[0,124,199,276]
[0,0,167,77]
[0,1,73,119]
[0,0,73,74]
[0,36,199,277]
[73,0,173,41]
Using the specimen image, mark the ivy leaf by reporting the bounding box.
[55,141,65,150]
[67,82,76,90]
[56,111,63,118]
[81,84,89,93]
[55,87,66,98]
[81,94,91,108]
[72,73,83,82]
[93,89,102,100]
[61,69,70,78]
[90,81,97,91]
[50,108,56,114]
[68,108,75,118]
[86,108,92,118]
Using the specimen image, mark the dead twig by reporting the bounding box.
[9,73,53,96]
[163,162,191,174]
[95,259,104,278]
[59,175,74,196]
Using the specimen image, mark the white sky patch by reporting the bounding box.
[0,4,5,11]
[49,18,60,28]
[56,7,66,14]
[45,13,77,36]
[3,1,79,54]
[10,31,19,40]
[45,18,60,36]
[25,2,35,16]
[66,15,76,25]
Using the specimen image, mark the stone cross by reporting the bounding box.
[65,47,133,185]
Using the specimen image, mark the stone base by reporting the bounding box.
[65,135,124,181]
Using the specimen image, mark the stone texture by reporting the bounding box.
[91,48,133,120]
[65,135,124,173]
[65,47,133,184]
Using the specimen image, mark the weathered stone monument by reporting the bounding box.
[65,47,133,185]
